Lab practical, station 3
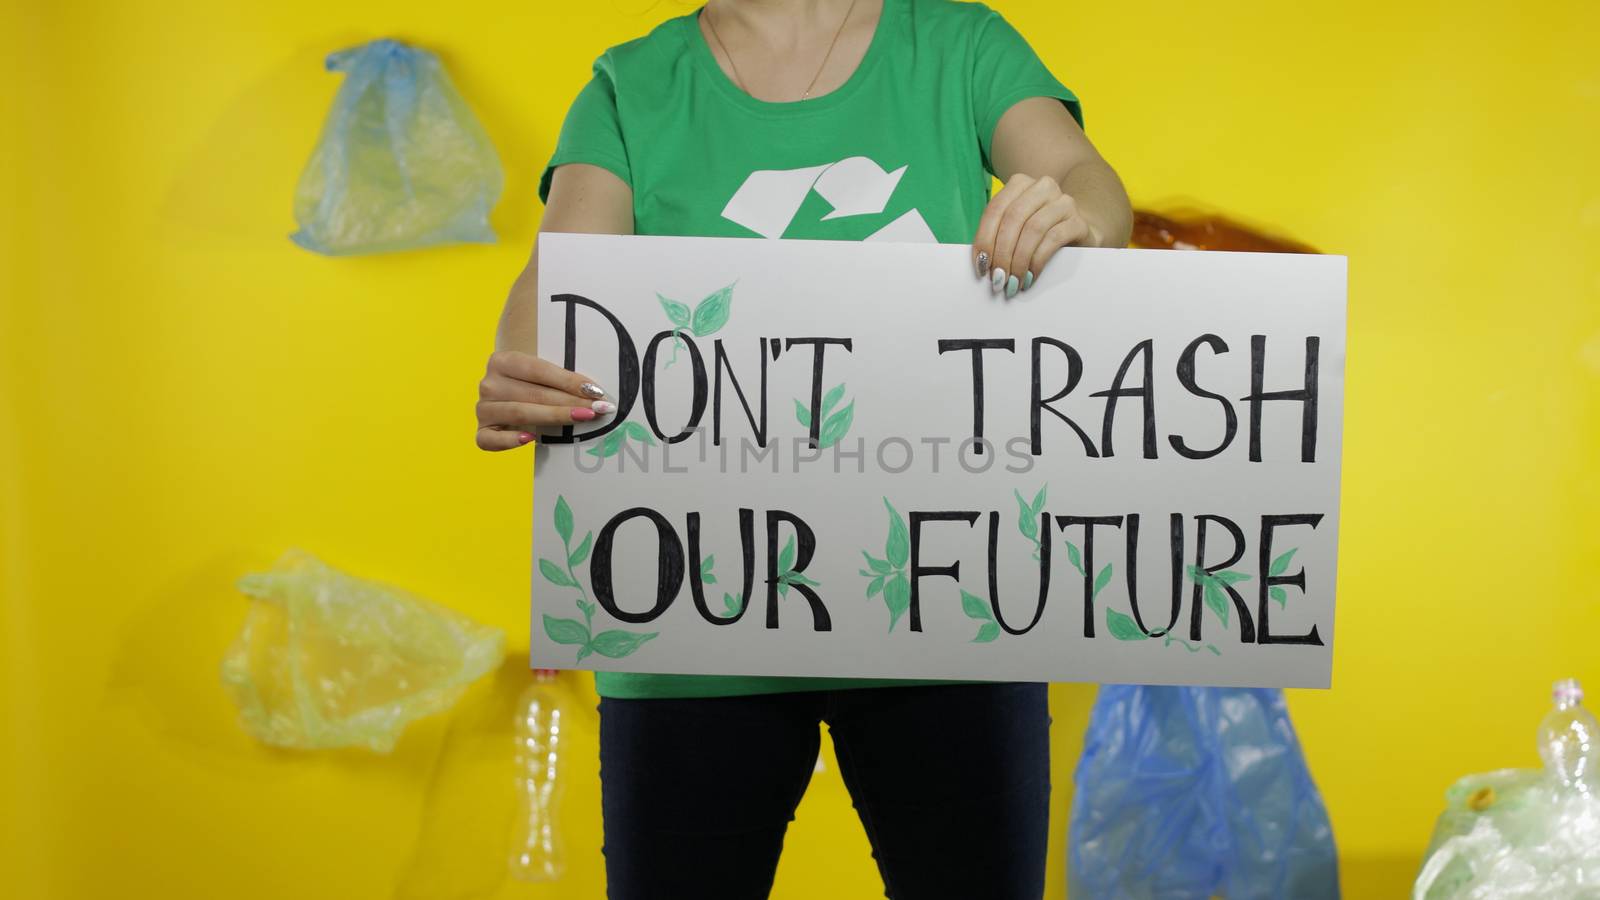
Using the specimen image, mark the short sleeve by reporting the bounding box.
[538,56,633,203]
[971,8,1083,173]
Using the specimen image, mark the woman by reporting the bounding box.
[477,1,1131,896]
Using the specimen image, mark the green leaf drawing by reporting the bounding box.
[782,570,821,588]
[723,593,740,617]
[778,535,796,573]
[622,420,656,444]
[796,385,851,444]
[883,573,910,632]
[543,615,589,646]
[700,554,716,585]
[961,589,993,621]
[690,283,734,336]
[1013,485,1048,562]
[1271,585,1289,607]
[543,497,655,664]
[554,496,573,544]
[657,293,691,329]
[862,552,890,575]
[884,498,909,569]
[587,421,658,458]
[1269,548,1299,577]
[818,401,854,448]
[1203,583,1229,628]
[588,630,658,658]
[867,576,884,598]
[539,558,576,588]
[585,430,626,458]
[1105,608,1148,641]
[1093,563,1114,597]
[821,383,846,417]
[569,532,593,567]
[1014,489,1039,541]
[973,622,1001,643]
[1187,565,1248,627]
[1066,541,1083,574]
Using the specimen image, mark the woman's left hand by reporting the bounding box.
[971,173,1100,298]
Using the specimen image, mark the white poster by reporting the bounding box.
[531,233,1346,688]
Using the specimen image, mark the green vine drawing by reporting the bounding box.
[1013,484,1048,560]
[794,382,855,448]
[539,495,658,661]
[657,282,734,368]
[584,420,657,459]
[858,498,911,632]
[961,589,1001,643]
[1103,607,1223,656]
[1103,551,1297,654]
[1068,529,1227,655]
[774,535,821,598]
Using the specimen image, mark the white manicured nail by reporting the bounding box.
[591,400,616,415]
[991,267,1006,293]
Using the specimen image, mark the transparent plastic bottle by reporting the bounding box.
[1537,678,1599,796]
[510,669,565,881]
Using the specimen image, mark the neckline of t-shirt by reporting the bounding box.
[680,0,898,118]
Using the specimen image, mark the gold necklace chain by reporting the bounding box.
[702,0,861,101]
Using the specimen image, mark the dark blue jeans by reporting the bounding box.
[598,682,1051,899]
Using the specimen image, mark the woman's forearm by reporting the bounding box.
[1061,157,1132,248]
[990,96,1132,250]
[496,260,541,353]
[495,163,636,355]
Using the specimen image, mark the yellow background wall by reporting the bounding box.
[4,1,1597,897]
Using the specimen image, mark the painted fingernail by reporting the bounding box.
[571,407,597,422]
[991,267,1006,292]
[579,382,606,399]
[518,432,535,445]
[975,251,990,277]
[1022,270,1034,290]
[1005,274,1019,298]
[591,400,616,415]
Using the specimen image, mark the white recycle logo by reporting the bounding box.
[720,156,936,243]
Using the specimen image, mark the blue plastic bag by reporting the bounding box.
[291,39,502,256]
[1069,686,1340,899]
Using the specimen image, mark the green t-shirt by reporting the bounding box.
[539,0,1081,699]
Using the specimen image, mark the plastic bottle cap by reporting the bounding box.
[1553,678,1584,705]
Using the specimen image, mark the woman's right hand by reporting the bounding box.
[475,350,615,451]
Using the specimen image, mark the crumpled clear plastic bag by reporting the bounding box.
[220,549,505,752]
[1413,769,1600,899]
[290,38,502,256]
[1069,685,1340,899]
